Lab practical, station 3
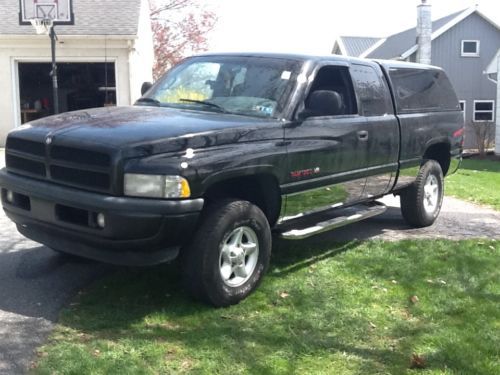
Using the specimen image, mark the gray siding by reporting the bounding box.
[367,10,465,59]
[430,13,500,148]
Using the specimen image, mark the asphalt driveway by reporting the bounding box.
[0,204,113,374]
[1,146,499,373]
[0,150,114,374]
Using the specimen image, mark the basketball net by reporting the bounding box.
[30,18,54,35]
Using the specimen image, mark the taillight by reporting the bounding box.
[453,127,464,138]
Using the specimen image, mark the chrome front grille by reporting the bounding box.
[5,136,114,194]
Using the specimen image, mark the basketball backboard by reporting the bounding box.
[19,0,74,25]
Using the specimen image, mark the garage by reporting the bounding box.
[0,0,154,145]
[18,62,116,124]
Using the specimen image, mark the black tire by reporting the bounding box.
[181,199,271,307]
[400,160,444,228]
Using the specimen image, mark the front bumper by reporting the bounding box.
[0,169,203,266]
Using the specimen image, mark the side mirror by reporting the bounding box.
[141,82,153,96]
[301,90,343,118]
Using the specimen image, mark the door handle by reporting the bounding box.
[357,130,369,141]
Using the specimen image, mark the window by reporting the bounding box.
[351,64,392,116]
[305,65,358,116]
[388,68,459,113]
[473,100,494,122]
[146,56,302,118]
[461,40,480,57]
[459,100,466,119]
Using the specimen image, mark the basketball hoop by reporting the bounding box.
[21,0,73,116]
[29,18,53,35]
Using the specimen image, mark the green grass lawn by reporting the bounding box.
[34,239,500,374]
[446,158,500,210]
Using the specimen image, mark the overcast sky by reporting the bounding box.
[206,0,500,55]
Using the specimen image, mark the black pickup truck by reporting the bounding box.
[0,53,463,306]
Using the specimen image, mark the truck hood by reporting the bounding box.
[13,106,283,156]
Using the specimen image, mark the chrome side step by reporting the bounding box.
[276,202,387,240]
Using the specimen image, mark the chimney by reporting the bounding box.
[416,0,432,64]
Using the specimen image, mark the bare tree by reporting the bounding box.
[149,0,216,79]
[471,121,495,157]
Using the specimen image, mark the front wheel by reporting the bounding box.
[400,160,444,228]
[181,199,271,307]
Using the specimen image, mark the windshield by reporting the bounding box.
[140,56,303,119]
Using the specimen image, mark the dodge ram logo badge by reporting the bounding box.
[290,167,321,179]
[45,136,53,145]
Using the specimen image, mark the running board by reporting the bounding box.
[276,202,387,240]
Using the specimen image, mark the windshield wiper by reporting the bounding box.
[136,97,161,106]
[179,98,228,113]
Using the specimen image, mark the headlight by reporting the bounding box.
[124,174,191,198]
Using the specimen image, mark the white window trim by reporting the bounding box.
[461,40,480,57]
[473,100,495,122]
[459,100,466,120]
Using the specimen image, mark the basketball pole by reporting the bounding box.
[49,26,59,115]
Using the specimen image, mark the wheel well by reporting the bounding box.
[424,143,451,176]
[203,174,282,226]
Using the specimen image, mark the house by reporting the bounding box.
[0,0,154,146]
[332,7,500,149]
[485,49,500,155]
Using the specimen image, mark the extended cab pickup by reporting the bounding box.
[0,53,463,306]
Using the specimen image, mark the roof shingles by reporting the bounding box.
[0,0,142,36]
[340,36,382,57]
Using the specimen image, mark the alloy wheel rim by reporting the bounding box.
[423,174,439,214]
[219,226,259,287]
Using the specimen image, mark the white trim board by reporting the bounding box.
[360,38,387,58]
[459,100,466,120]
[336,38,347,56]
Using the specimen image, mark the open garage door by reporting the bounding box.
[18,62,116,124]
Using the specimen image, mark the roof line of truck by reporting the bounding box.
[193,52,443,70]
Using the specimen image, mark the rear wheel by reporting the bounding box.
[400,160,444,228]
[181,199,271,307]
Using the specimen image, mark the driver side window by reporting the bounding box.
[304,66,358,117]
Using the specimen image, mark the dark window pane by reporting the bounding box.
[474,112,493,121]
[388,68,459,112]
[475,102,493,111]
[459,102,465,111]
[351,64,392,116]
[462,41,478,54]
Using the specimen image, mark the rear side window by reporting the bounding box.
[351,64,393,116]
[388,68,459,113]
